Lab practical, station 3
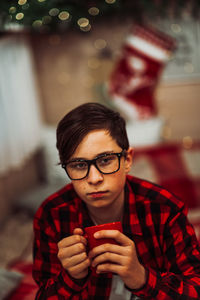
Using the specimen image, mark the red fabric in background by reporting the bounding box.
[134,142,200,209]
[7,262,37,300]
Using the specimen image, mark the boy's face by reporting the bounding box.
[70,129,133,212]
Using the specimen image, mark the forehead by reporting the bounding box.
[71,129,120,159]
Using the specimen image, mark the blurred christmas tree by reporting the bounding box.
[0,0,199,33]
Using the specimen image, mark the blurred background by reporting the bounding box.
[0,1,200,298]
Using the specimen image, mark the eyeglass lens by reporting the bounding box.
[66,153,120,180]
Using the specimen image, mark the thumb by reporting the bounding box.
[73,227,84,236]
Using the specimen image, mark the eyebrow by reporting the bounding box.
[68,151,116,162]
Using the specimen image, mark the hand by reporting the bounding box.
[57,228,91,279]
[89,230,146,289]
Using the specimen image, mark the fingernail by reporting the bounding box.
[94,232,99,238]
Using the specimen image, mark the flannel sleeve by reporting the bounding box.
[131,204,200,299]
[32,210,90,299]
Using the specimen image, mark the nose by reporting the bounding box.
[87,164,103,184]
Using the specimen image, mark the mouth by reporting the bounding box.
[87,191,108,198]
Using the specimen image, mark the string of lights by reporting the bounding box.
[0,0,199,33]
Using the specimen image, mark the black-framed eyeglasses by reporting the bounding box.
[62,150,127,180]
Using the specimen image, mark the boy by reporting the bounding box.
[33,102,200,299]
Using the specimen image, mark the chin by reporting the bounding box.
[90,199,114,209]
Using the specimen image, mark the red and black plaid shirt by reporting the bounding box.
[33,175,200,299]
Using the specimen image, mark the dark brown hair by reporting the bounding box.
[56,102,129,164]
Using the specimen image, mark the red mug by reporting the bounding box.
[84,221,122,251]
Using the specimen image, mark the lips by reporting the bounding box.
[87,191,108,198]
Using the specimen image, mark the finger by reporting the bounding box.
[96,262,122,275]
[58,242,86,260]
[68,257,91,277]
[94,230,132,246]
[58,234,87,248]
[89,243,124,259]
[73,228,84,235]
[62,251,89,269]
[92,252,124,268]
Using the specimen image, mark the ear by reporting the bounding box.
[124,147,134,173]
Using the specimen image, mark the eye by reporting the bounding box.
[67,161,88,170]
[97,155,116,166]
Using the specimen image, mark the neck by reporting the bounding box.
[87,194,124,225]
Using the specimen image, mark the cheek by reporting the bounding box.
[72,182,86,197]
[111,170,126,189]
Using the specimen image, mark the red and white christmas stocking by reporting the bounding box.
[108,24,176,120]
